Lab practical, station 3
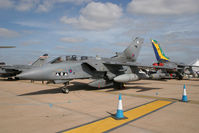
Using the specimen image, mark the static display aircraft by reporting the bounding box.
[17,37,171,93]
[151,40,197,79]
[0,54,48,78]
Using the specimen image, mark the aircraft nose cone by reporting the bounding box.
[17,70,40,80]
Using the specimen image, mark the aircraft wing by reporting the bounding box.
[178,64,199,68]
[1,65,31,72]
[104,61,180,70]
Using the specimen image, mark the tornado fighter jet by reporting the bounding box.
[0,54,48,78]
[17,37,169,93]
[151,40,198,79]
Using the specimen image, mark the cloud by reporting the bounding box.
[0,0,39,11]
[36,0,53,12]
[61,0,91,5]
[0,0,91,12]
[127,0,199,15]
[149,30,199,63]
[91,47,111,55]
[14,21,52,28]
[36,0,91,12]
[0,0,13,8]
[55,45,88,54]
[113,42,129,47]
[60,37,86,43]
[60,2,123,30]
[0,27,19,38]
[15,0,39,11]
[21,40,41,46]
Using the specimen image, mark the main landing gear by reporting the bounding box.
[61,82,69,94]
[113,82,125,90]
[178,74,183,80]
[176,73,183,80]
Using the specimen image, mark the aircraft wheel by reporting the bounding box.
[7,77,13,80]
[61,87,69,94]
[177,75,183,80]
[14,77,19,80]
[114,82,125,90]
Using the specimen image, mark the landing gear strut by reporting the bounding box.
[176,73,183,80]
[113,82,125,90]
[61,87,69,94]
[61,82,69,94]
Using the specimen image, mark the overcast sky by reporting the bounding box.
[0,0,199,65]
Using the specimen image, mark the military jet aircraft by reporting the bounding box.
[0,54,48,78]
[151,40,198,79]
[17,37,171,93]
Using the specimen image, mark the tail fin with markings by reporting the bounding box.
[112,37,144,62]
[151,40,169,62]
[123,37,144,61]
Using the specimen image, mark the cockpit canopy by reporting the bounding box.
[49,55,89,64]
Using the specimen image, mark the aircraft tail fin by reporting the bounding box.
[151,40,169,62]
[31,54,48,67]
[122,37,144,61]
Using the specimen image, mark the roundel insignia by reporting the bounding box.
[69,69,72,73]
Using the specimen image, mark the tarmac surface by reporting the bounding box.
[0,78,199,133]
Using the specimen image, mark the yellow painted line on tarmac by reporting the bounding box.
[93,90,199,105]
[61,100,173,133]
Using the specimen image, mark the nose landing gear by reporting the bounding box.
[61,82,69,94]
